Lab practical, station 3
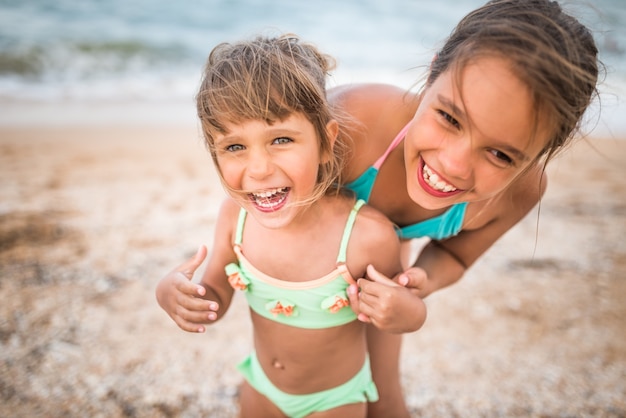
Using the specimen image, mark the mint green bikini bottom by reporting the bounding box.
[237,352,379,418]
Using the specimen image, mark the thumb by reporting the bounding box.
[177,245,208,280]
[396,267,428,291]
[365,264,401,287]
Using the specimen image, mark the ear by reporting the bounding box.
[321,119,339,163]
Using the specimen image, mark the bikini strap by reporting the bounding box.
[372,122,411,169]
[236,199,364,256]
[336,199,366,264]
[234,207,247,246]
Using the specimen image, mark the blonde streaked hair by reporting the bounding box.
[196,33,347,205]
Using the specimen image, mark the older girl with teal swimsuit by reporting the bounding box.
[339,0,600,416]
[156,34,424,417]
[157,0,600,416]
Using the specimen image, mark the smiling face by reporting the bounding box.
[404,56,551,210]
[213,112,334,229]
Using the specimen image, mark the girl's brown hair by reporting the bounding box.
[196,33,347,203]
[426,0,600,165]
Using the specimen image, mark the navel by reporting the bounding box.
[271,358,285,369]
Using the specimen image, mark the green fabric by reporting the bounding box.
[237,352,378,418]
[225,200,365,329]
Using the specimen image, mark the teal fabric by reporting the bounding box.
[345,170,467,240]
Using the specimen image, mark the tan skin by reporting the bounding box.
[157,114,422,417]
[338,57,550,418]
[209,197,400,418]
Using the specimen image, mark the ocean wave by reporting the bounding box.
[0,0,624,114]
[0,39,195,79]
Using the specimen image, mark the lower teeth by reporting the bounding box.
[254,192,285,208]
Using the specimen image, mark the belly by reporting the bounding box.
[250,311,367,394]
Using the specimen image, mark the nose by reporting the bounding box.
[246,147,274,180]
[438,136,472,181]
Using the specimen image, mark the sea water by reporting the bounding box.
[0,0,624,135]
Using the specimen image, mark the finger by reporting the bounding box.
[175,245,208,279]
[357,313,371,323]
[397,273,410,287]
[171,273,201,295]
[346,283,362,315]
[177,306,218,323]
[174,302,220,331]
[356,278,377,300]
[354,280,381,319]
[177,293,219,313]
[174,316,208,333]
[366,264,401,287]
[348,281,372,323]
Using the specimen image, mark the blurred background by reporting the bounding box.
[0,0,624,135]
[1,1,625,417]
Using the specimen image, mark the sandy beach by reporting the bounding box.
[1,109,625,417]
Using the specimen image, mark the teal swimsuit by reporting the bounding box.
[226,199,379,416]
[345,123,468,241]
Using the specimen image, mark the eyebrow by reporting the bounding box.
[437,94,531,162]
[496,143,531,162]
[438,94,467,123]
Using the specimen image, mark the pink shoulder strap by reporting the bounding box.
[372,122,411,169]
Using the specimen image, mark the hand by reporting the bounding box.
[396,266,429,298]
[348,265,427,333]
[155,246,219,333]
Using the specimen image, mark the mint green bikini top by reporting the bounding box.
[225,200,365,329]
[344,123,467,241]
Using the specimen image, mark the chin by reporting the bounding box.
[248,210,294,230]
[408,182,462,210]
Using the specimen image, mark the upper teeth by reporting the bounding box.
[252,187,287,198]
[250,187,289,209]
[423,164,457,192]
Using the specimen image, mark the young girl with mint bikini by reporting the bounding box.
[157,0,600,416]
[156,34,424,417]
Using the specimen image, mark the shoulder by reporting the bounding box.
[350,201,401,266]
[201,198,240,279]
[217,197,242,220]
[327,195,397,244]
[214,198,242,238]
[331,84,419,181]
[329,83,408,106]
[329,83,418,123]
[354,203,398,241]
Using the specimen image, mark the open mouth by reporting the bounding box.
[422,163,458,193]
[418,159,464,198]
[249,187,290,211]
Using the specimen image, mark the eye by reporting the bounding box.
[273,136,293,145]
[225,143,245,152]
[488,149,514,166]
[437,110,460,129]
